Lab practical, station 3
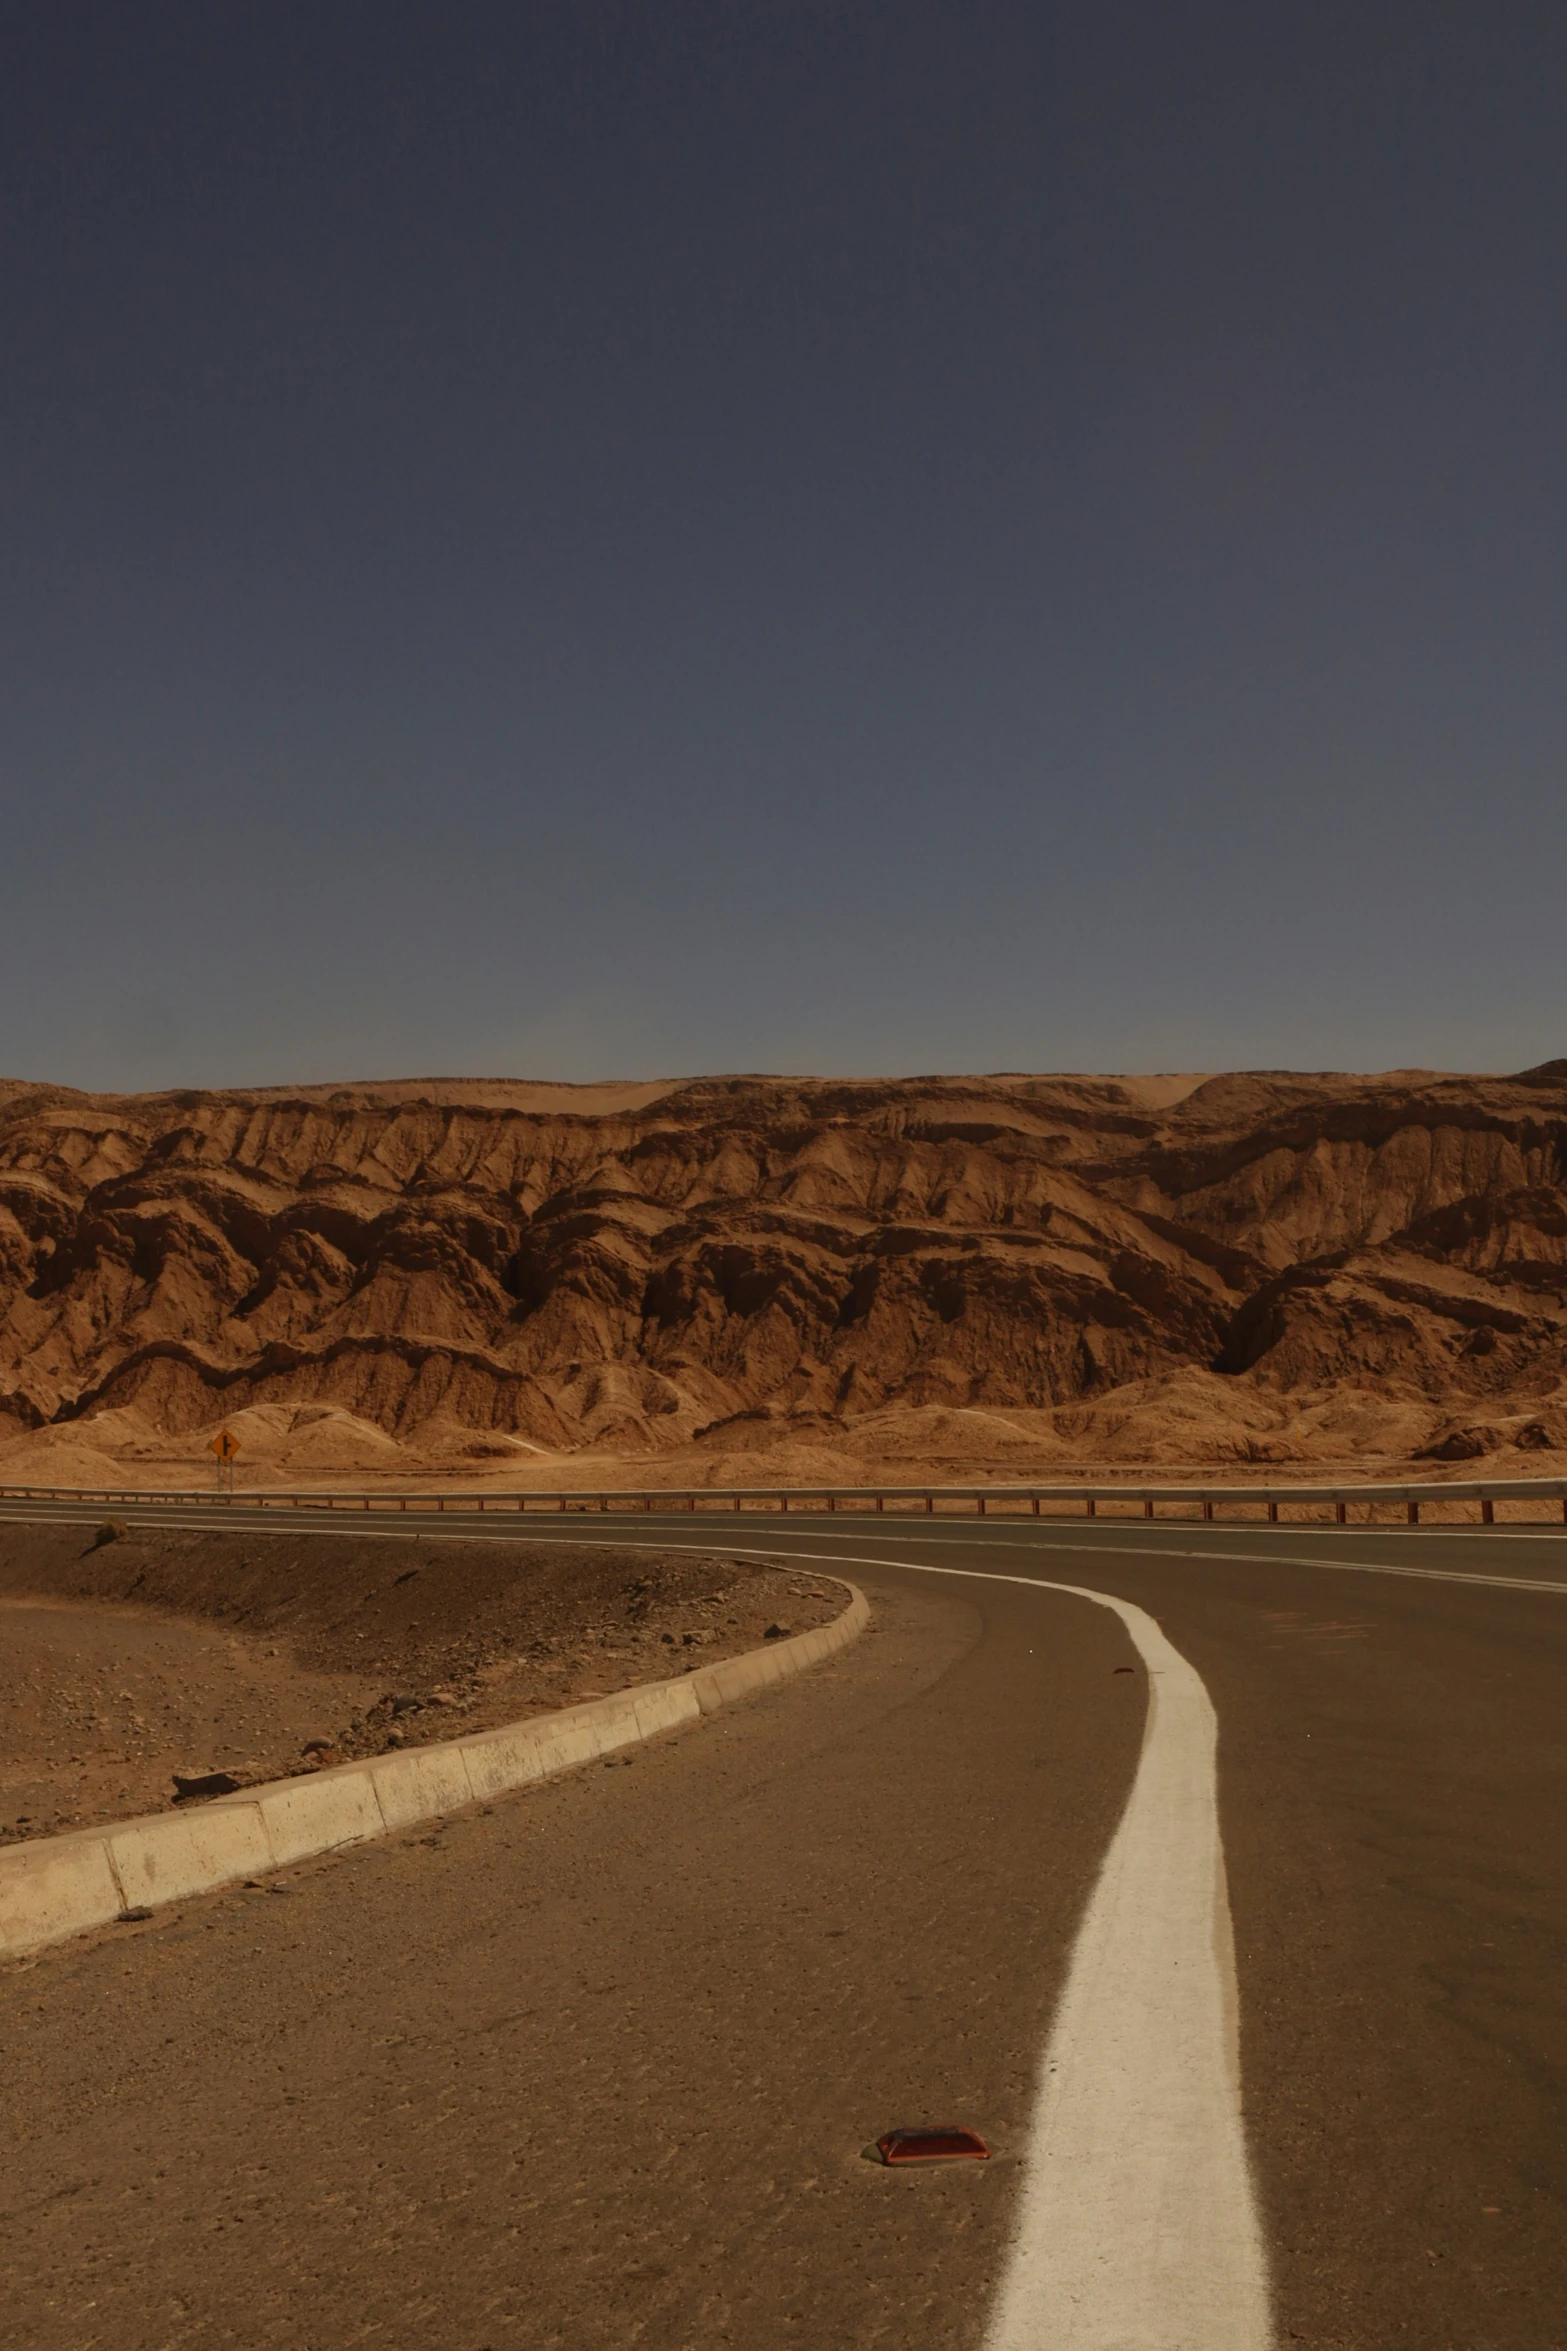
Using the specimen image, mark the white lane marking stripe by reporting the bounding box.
[13,1498,1565,1610]
[16,1499,1563,1598]
[820,1532,1567,1596]
[571,1519,1567,1598]
[986,1578,1269,2351]
[4,1502,1565,1592]
[710,1546,1271,2349]
[6,1499,1566,1545]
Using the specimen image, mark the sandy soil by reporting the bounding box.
[0,1524,840,1844]
[3,1390,1561,1499]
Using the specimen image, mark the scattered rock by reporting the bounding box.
[171,1770,242,1801]
[1418,1426,1495,1462]
[90,1519,129,1548]
[118,1905,154,1922]
[763,1623,788,1640]
[0,1531,836,1839]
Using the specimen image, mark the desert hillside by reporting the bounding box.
[0,1064,1565,1485]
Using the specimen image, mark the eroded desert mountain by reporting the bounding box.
[0,1064,1564,1482]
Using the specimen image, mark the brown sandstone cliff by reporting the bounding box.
[1,1065,1565,1479]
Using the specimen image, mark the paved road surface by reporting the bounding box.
[2,1503,1565,2349]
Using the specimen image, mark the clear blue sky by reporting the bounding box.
[2,2,1563,1089]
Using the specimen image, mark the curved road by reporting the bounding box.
[3,1503,1566,2349]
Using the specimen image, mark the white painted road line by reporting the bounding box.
[5,1501,1566,1591]
[605,1519,1567,1599]
[981,1579,1270,2351]
[750,1549,1271,2349]
[8,1502,1550,2346]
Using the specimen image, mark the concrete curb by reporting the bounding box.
[0,1582,870,1962]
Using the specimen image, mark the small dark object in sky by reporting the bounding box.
[875,2126,990,2165]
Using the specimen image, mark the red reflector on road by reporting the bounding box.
[876,2126,990,2165]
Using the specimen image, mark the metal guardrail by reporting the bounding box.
[0,1476,1565,1525]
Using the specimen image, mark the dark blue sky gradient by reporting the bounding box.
[2,2,1564,1086]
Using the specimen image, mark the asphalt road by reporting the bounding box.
[2,1502,1565,2350]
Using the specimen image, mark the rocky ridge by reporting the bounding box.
[0,1064,1565,1476]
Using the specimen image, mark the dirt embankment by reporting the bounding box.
[0,1523,840,1844]
[0,1063,1565,1481]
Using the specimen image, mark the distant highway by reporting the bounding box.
[3,1500,1565,2348]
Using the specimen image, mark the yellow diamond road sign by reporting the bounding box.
[209,1427,242,1463]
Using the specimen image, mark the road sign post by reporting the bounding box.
[208,1427,242,1492]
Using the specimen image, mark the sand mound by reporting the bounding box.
[414,1413,557,1463]
[0,1427,130,1488]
